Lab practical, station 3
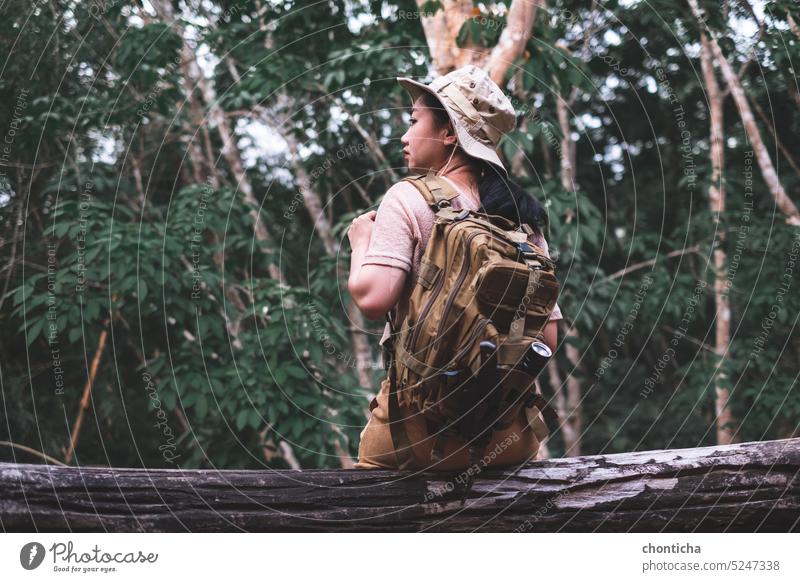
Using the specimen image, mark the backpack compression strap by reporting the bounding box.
[509,259,542,342]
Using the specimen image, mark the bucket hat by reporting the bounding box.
[397,64,517,176]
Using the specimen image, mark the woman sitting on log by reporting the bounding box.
[346,65,563,471]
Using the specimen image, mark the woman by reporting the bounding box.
[347,65,563,471]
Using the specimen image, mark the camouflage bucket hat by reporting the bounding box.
[397,64,517,176]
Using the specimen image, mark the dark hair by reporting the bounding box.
[419,92,546,236]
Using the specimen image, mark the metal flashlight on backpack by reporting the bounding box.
[521,340,552,379]
[518,340,552,411]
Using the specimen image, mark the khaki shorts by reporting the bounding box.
[355,375,540,471]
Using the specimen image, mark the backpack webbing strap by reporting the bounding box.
[395,342,440,378]
[382,312,395,371]
[526,405,551,442]
[402,171,460,210]
[525,394,560,435]
[509,264,542,341]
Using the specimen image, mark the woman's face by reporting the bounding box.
[400,96,456,174]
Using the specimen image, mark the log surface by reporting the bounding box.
[1,438,799,532]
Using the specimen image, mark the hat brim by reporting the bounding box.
[396,76,508,177]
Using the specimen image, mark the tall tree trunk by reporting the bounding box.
[149,0,303,469]
[486,0,543,85]
[555,93,584,457]
[284,131,375,391]
[700,31,736,445]
[559,325,584,456]
[284,132,375,391]
[556,95,577,192]
[416,0,544,81]
[415,0,477,73]
[546,358,578,456]
[179,61,213,186]
[194,67,285,282]
[688,0,800,226]
[138,2,247,344]
[170,45,248,346]
[750,98,800,179]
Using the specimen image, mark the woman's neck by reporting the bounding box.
[437,156,480,195]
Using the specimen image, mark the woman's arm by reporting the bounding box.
[348,263,407,320]
[347,210,407,320]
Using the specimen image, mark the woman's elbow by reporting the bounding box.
[347,283,389,320]
[543,320,558,353]
[359,287,397,319]
[356,296,390,320]
[361,305,388,320]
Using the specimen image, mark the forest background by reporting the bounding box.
[0,0,798,470]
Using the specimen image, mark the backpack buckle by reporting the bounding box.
[454,208,470,221]
[515,241,535,256]
[516,242,533,254]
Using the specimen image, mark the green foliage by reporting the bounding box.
[1,0,798,471]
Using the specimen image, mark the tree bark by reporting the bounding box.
[2,438,798,532]
[555,90,584,457]
[415,0,476,74]
[787,13,800,40]
[750,96,800,179]
[416,0,543,82]
[561,324,584,456]
[178,56,213,186]
[194,65,285,282]
[547,357,580,455]
[699,31,736,445]
[486,0,543,86]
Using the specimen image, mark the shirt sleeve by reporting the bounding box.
[361,182,417,273]
[530,231,564,321]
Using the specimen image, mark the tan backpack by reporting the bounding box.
[383,171,561,485]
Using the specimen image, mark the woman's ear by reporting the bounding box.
[441,122,458,146]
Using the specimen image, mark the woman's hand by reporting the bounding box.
[347,210,377,248]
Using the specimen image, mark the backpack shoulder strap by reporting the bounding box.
[401,170,460,211]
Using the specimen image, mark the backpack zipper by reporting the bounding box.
[407,222,460,350]
[431,229,487,352]
[449,316,491,368]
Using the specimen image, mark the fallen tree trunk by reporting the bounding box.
[1,438,798,532]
